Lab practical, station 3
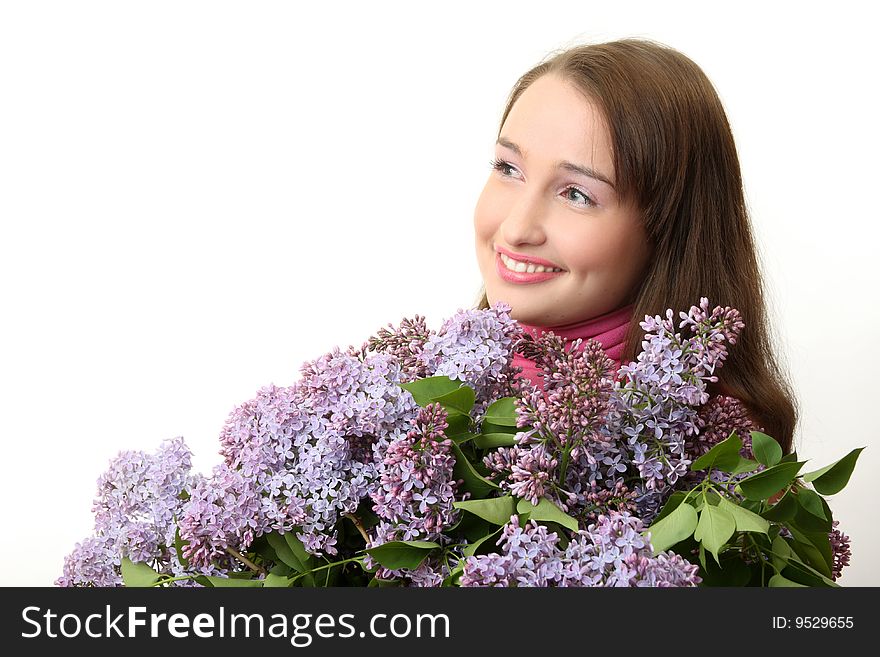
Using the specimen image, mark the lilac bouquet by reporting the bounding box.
[58,299,859,587]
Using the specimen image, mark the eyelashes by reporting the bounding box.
[488,158,597,208]
[489,157,514,176]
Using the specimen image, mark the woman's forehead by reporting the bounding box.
[500,75,615,184]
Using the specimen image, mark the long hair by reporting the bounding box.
[473,38,799,453]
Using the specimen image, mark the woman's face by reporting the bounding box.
[474,73,653,327]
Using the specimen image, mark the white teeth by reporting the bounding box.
[500,253,562,274]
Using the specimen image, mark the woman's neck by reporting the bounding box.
[511,303,635,391]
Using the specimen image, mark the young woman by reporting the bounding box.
[472,38,798,453]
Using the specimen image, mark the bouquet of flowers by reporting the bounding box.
[58,298,860,587]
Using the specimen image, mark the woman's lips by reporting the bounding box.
[495,252,565,284]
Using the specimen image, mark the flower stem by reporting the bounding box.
[151,574,201,587]
[344,513,370,544]
[289,556,366,584]
[226,546,265,575]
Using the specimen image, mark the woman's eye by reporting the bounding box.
[564,186,595,208]
[489,157,517,177]
[490,158,596,208]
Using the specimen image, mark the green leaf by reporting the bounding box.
[442,562,465,587]
[750,431,783,467]
[717,496,770,535]
[284,532,312,565]
[698,552,754,586]
[482,397,518,426]
[399,376,463,407]
[274,532,315,588]
[796,488,827,521]
[516,497,579,532]
[787,526,833,579]
[204,575,263,587]
[365,540,440,571]
[730,458,760,476]
[778,544,839,587]
[771,535,793,573]
[693,504,736,565]
[458,514,493,542]
[444,411,472,440]
[121,557,161,588]
[480,421,518,436]
[819,494,834,526]
[451,443,500,498]
[769,573,807,587]
[267,532,304,571]
[449,431,478,446]
[473,432,518,449]
[173,526,190,569]
[779,450,799,464]
[644,499,698,552]
[226,570,257,579]
[650,491,687,525]
[463,527,504,557]
[761,490,798,522]
[433,384,476,415]
[737,461,806,501]
[801,447,865,495]
[453,496,517,526]
[368,576,402,587]
[691,432,742,472]
[791,499,832,533]
[268,563,292,577]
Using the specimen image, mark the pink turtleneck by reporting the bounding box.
[511,303,634,393]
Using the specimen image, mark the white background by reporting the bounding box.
[1,0,877,586]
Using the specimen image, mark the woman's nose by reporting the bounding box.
[500,192,548,244]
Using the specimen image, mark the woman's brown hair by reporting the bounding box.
[473,38,799,453]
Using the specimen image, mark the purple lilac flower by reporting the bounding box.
[360,314,435,382]
[57,437,196,587]
[378,555,455,588]
[485,332,621,518]
[562,511,700,586]
[460,516,563,587]
[183,349,423,565]
[829,520,852,580]
[56,535,123,587]
[460,512,700,587]
[671,394,768,503]
[417,302,525,421]
[219,383,312,478]
[689,394,764,461]
[178,463,264,568]
[366,402,461,583]
[607,298,744,508]
[298,348,418,450]
[294,348,422,552]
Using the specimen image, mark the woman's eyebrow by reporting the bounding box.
[496,137,615,189]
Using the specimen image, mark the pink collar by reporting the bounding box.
[511,303,634,391]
